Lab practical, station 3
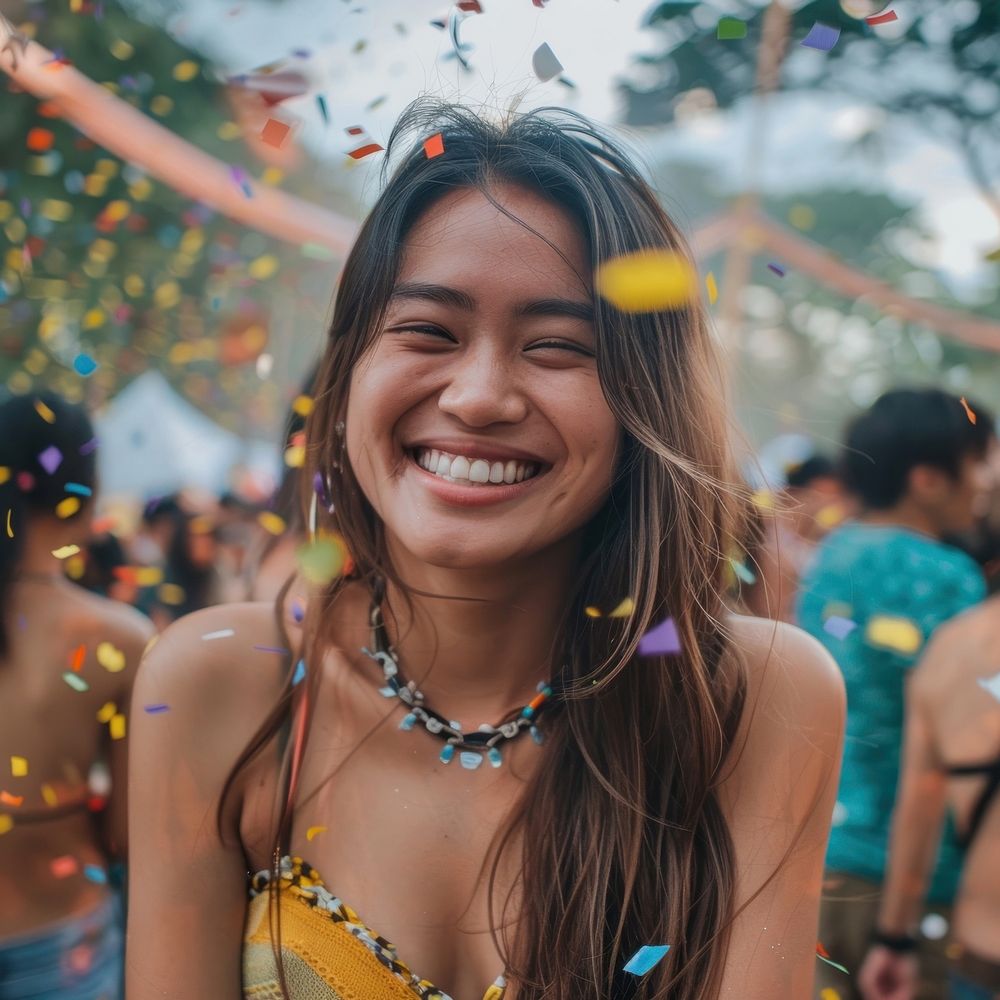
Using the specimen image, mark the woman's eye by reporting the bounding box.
[529,340,594,357]
[397,325,452,339]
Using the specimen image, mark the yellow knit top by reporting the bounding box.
[243,856,508,1000]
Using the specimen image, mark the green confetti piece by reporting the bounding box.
[62,672,89,692]
[729,558,757,585]
[717,17,747,40]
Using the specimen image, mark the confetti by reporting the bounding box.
[584,606,601,618]
[291,600,305,623]
[144,704,170,713]
[607,597,635,618]
[34,400,56,424]
[97,702,116,724]
[109,714,126,740]
[296,536,347,585]
[767,262,786,276]
[38,445,63,475]
[10,756,27,778]
[253,645,290,655]
[51,855,79,878]
[83,864,108,883]
[423,133,445,159]
[258,512,287,536]
[960,397,977,424]
[56,497,81,519]
[260,118,292,149]
[0,816,13,835]
[53,545,81,559]
[347,142,384,160]
[5,510,12,539]
[96,642,126,672]
[306,825,327,841]
[729,558,757,585]
[816,941,849,975]
[531,42,563,83]
[595,250,697,312]
[202,629,236,641]
[316,94,329,123]
[865,615,922,655]
[72,353,98,375]
[801,22,840,51]
[820,989,841,1000]
[623,944,671,976]
[41,784,58,806]
[865,9,897,24]
[26,127,55,152]
[705,272,718,304]
[292,659,306,685]
[79,438,98,455]
[638,617,681,656]
[0,790,23,807]
[172,59,200,82]
[823,616,857,641]
[65,483,93,496]
[71,644,86,671]
[63,672,89,692]
[977,671,1000,703]
[230,165,253,198]
[717,17,747,40]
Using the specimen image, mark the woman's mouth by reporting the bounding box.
[409,447,541,487]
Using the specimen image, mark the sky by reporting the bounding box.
[144,0,998,298]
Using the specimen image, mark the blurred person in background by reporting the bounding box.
[0,391,153,1000]
[797,388,995,1000]
[857,588,1000,1000]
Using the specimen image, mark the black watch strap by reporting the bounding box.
[871,929,919,953]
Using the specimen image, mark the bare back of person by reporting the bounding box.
[0,576,152,940]
[912,597,1000,962]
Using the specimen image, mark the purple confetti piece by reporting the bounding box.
[638,616,681,656]
[38,445,63,474]
[253,644,290,655]
[143,703,170,713]
[801,22,840,51]
[291,48,311,58]
[230,165,252,198]
[19,198,31,218]
[767,262,786,276]
[823,616,857,640]
[79,437,98,455]
[291,600,305,623]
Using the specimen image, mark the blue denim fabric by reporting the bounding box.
[0,895,122,1000]
[949,969,997,1000]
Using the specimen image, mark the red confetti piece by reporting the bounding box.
[345,125,365,136]
[71,644,86,672]
[423,132,445,159]
[457,0,483,10]
[260,118,291,148]
[50,855,79,879]
[347,142,384,160]
[865,9,897,24]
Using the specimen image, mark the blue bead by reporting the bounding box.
[399,712,417,731]
[487,747,502,767]
[439,744,455,764]
[459,751,483,770]
[530,725,544,745]
[378,686,396,698]
[521,706,534,718]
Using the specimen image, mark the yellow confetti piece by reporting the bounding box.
[0,467,9,484]
[292,394,314,417]
[154,280,181,309]
[10,756,27,778]
[865,615,922,655]
[296,535,348,586]
[595,250,697,313]
[110,714,127,740]
[96,642,126,673]
[816,503,847,530]
[150,94,174,116]
[751,489,775,510]
[306,825,327,842]
[83,173,109,197]
[41,783,58,807]
[607,597,635,618]
[284,444,306,468]
[820,990,841,1000]
[53,545,80,559]
[96,701,117,724]
[123,274,145,297]
[788,203,816,231]
[173,59,200,82]
[40,199,73,222]
[135,566,164,587]
[217,121,242,141]
[249,254,279,280]
[5,510,11,539]
[0,816,12,835]
[34,399,56,423]
[705,271,718,304]
[157,583,186,606]
[258,511,287,536]
[110,38,134,60]
[129,177,154,201]
[55,497,80,519]
[105,199,131,222]
[584,606,602,618]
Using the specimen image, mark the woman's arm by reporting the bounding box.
[126,603,280,999]
[717,617,846,999]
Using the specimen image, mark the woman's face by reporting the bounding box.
[344,182,621,572]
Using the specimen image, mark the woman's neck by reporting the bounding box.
[379,543,579,726]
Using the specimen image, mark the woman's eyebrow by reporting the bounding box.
[390,282,594,322]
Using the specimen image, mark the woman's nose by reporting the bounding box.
[436,348,529,427]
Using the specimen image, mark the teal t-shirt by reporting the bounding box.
[795,522,986,903]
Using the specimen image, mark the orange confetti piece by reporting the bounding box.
[348,142,384,160]
[960,396,976,424]
[26,127,55,152]
[0,791,24,807]
[423,132,445,159]
[34,399,56,423]
[0,816,12,835]
[584,606,601,618]
[816,941,830,959]
[260,118,291,148]
[50,855,79,879]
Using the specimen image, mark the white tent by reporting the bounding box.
[95,370,275,500]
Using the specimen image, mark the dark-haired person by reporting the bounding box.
[796,388,995,1000]
[857,592,1000,1000]
[127,101,845,1000]
[0,392,154,999]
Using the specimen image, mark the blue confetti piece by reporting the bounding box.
[767,262,786,276]
[823,616,857,640]
[83,864,108,884]
[317,94,329,123]
[65,482,93,496]
[254,644,290,655]
[73,353,98,376]
[292,659,306,685]
[143,703,170,713]
[623,944,671,976]
[801,22,840,51]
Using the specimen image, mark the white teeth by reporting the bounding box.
[413,449,539,486]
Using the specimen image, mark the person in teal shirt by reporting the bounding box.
[796,388,994,1000]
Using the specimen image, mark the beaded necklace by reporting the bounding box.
[360,599,559,771]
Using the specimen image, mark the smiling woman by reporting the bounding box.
[126,99,844,1000]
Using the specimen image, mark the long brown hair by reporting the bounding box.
[222,99,755,999]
